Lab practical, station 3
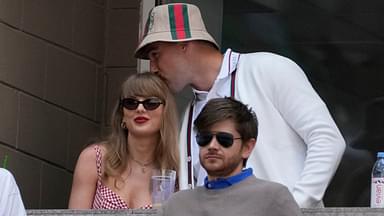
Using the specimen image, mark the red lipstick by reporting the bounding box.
[134,116,149,123]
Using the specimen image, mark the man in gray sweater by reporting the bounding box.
[159,98,302,216]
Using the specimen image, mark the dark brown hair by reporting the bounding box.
[194,97,258,166]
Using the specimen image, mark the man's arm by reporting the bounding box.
[265,53,346,207]
[239,52,346,207]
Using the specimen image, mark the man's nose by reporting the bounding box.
[207,136,220,149]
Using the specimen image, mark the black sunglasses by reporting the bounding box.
[196,131,241,148]
[120,98,163,111]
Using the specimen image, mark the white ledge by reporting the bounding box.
[26,208,384,215]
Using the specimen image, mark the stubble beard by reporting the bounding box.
[200,153,243,179]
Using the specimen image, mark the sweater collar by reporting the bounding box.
[204,168,253,190]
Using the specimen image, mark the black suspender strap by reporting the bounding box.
[185,70,237,188]
[186,104,194,188]
[230,70,237,98]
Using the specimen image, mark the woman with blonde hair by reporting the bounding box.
[68,72,179,209]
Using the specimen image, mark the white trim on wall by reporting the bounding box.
[137,0,156,73]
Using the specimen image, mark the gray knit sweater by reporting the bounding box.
[159,175,302,216]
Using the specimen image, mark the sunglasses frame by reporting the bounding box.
[120,97,164,111]
[196,131,242,148]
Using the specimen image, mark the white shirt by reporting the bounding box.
[191,49,240,186]
[0,168,26,216]
[179,50,345,207]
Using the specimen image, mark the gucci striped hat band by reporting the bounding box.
[134,3,219,59]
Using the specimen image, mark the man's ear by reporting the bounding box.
[241,138,256,160]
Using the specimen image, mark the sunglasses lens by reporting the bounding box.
[216,132,234,148]
[121,98,163,110]
[196,132,213,147]
[143,98,162,110]
[122,98,138,110]
[196,132,235,148]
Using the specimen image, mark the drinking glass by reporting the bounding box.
[151,169,176,208]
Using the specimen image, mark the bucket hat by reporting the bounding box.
[134,3,219,59]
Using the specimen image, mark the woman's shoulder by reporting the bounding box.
[82,143,107,156]
[77,142,108,165]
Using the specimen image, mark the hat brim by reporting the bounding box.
[134,30,219,59]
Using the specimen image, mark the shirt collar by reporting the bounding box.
[191,48,240,97]
[204,168,253,190]
[217,48,240,80]
[192,88,208,102]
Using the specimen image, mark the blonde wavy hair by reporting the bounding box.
[104,72,179,180]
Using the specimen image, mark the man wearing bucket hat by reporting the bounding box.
[135,3,346,208]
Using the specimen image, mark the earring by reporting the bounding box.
[121,121,127,129]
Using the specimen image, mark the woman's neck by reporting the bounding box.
[127,133,158,163]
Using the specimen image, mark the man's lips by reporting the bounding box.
[134,116,149,123]
[204,154,222,160]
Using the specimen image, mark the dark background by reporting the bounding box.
[222,0,384,206]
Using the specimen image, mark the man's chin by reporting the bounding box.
[206,170,227,178]
[155,75,178,91]
[202,163,222,174]
[170,82,191,93]
[170,85,185,93]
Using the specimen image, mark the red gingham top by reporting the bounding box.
[92,145,152,209]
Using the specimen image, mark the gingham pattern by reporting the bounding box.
[92,145,152,209]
